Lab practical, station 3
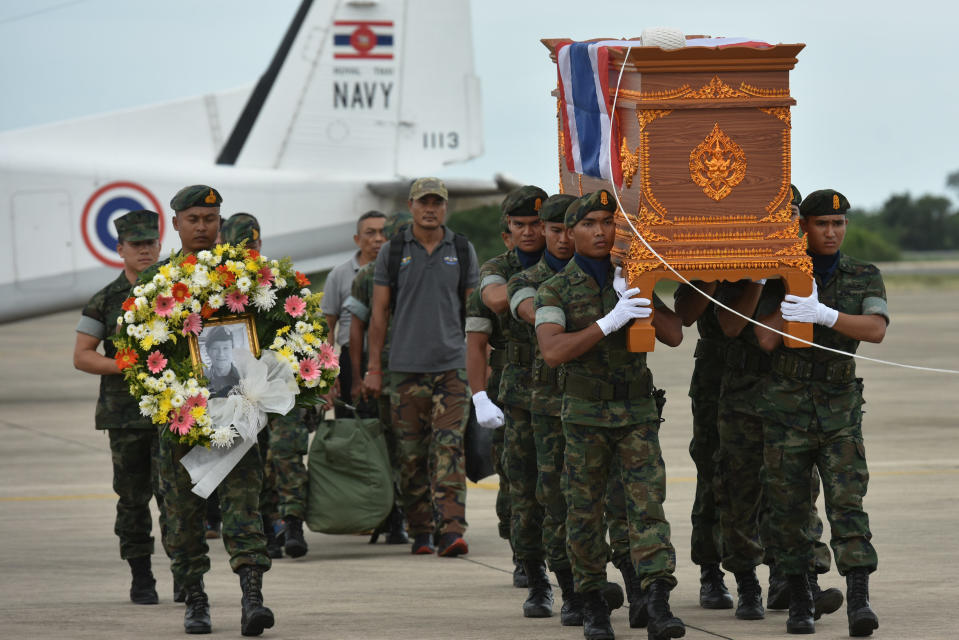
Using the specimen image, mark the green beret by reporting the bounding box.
[790,184,802,207]
[408,177,448,201]
[221,213,260,245]
[114,209,159,243]
[540,194,577,224]
[800,189,850,217]
[499,211,510,234]
[501,185,548,217]
[383,210,413,240]
[170,185,222,212]
[205,326,233,347]
[565,189,617,227]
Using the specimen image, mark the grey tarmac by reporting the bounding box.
[0,289,956,639]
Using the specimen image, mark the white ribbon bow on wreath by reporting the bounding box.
[180,348,298,498]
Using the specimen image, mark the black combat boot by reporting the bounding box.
[645,580,685,640]
[183,581,212,634]
[238,566,274,637]
[174,580,186,603]
[263,517,282,559]
[613,558,646,628]
[582,590,615,640]
[522,559,553,618]
[767,564,790,609]
[845,568,879,637]
[386,503,410,544]
[699,563,734,609]
[512,553,528,588]
[785,573,815,634]
[600,580,624,613]
[734,569,765,620]
[281,515,308,558]
[555,567,584,626]
[128,556,158,604]
[809,572,843,620]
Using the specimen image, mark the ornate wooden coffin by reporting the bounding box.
[543,38,813,351]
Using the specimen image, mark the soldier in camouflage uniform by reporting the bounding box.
[479,186,553,617]
[73,209,167,605]
[535,190,684,640]
[673,281,734,610]
[465,212,522,584]
[146,185,273,636]
[755,189,886,637]
[344,210,413,545]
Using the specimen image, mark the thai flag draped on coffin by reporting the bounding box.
[556,41,624,188]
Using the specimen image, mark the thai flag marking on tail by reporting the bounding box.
[556,41,623,188]
[333,21,394,59]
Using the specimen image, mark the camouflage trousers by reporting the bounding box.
[763,421,877,576]
[268,409,309,520]
[490,423,511,540]
[107,429,169,560]
[505,404,545,561]
[717,404,831,573]
[157,433,270,585]
[531,413,567,570]
[688,384,723,567]
[390,369,469,536]
[564,421,677,592]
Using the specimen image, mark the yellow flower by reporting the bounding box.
[229,261,245,275]
[190,406,206,420]
[137,372,148,381]
[245,260,259,273]
[214,244,229,257]
[278,346,295,362]
[140,335,155,350]
[276,326,291,336]
[159,264,173,279]
[181,262,195,275]
[302,332,316,344]
[208,271,221,285]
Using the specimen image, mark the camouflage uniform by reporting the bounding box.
[756,258,887,576]
[535,259,676,592]
[464,287,510,540]
[481,250,544,562]
[78,272,169,561]
[268,410,309,520]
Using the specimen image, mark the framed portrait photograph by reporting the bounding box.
[188,314,260,398]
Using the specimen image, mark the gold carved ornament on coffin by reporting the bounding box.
[689,124,747,201]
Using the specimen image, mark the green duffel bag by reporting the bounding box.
[305,409,393,534]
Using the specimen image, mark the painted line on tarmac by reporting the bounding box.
[0,493,114,502]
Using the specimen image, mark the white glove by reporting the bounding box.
[612,266,628,298]
[781,281,838,327]
[472,391,504,429]
[595,287,652,336]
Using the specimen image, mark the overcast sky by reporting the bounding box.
[1,0,956,210]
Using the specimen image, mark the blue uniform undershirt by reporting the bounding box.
[573,253,611,288]
[543,250,571,273]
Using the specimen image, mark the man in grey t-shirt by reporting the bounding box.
[365,177,479,558]
[322,210,386,412]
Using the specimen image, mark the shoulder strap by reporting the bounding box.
[387,238,404,313]
[453,233,471,328]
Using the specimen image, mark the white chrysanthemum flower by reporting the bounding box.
[161,369,177,384]
[197,250,213,264]
[271,337,286,349]
[185,378,200,393]
[134,296,148,309]
[138,395,157,417]
[190,299,202,313]
[210,426,237,448]
[192,268,210,288]
[169,382,186,399]
[252,286,277,311]
[116,315,124,327]
[270,267,280,276]
[208,293,224,309]
[304,377,319,388]
[152,273,168,287]
[149,319,170,344]
[236,276,252,293]
[274,276,287,289]
[300,288,311,296]
[200,425,213,436]
[126,324,138,336]
[145,377,166,393]
[197,414,212,428]
[199,387,211,399]
[295,321,309,334]
[132,285,145,297]
[168,267,181,281]
[123,310,135,323]
[270,260,279,269]
[170,394,186,409]
[135,325,149,340]
[143,282,156,295]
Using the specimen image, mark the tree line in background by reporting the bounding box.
[450,173,959,265]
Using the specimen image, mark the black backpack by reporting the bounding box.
[387,227,471,328]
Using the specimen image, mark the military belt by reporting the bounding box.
[725,341,772,375]
[488,348,508,368]
[693,338,726,360]
[533,363,558,386]
[772,352,856,383]
[506,341,532,366]
[563,369,652,401]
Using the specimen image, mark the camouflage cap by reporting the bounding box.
[565,189,617,227]
[790,184,802,208]
[383,210,413,240]
[540,194,577,224]
[221,212,260,245]
[499,211,510,234]
[501,185,548,217]
[408,177,448,201]
[205,325,233,347]
[800,189,850,217]
[170,185,222,212]
[114,209,160,243]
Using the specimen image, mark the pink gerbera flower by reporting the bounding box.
[284,295,306,318]
[155,295,175,317]
[317,342,338,369]
[226,291,249,313]
[298,357,320,381]
[258,266,274,287]
[181,312,202,336]
[146,350,168,374]
[169,407,196,436]
[185,394,207,410]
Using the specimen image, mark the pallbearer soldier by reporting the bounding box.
[535,190,684,640]
[479,186,552,616]
[464,212,521,583]
[73,209,167,605]
[672,280,732,610]
[755,189,885,636]
[147,185,274,636]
